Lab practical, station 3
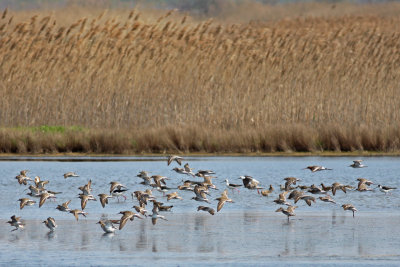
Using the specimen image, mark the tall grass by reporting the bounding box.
[1,3,400,153]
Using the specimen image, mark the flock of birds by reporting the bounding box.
[7,158,398,233]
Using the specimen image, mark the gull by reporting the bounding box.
[167,155,183,166]
[64,172,79,179]
[119,211,142,230]
[97,220,118,234]
[349,160,367,168]
[7,215,25,232]
[225,179,242,192]
[276,206,297,222]
[42,217,57,232]
[377,184,397,194]
[56,200,71,212]
[342,204,357,217]
[18,198,36,209]
[215,189,234,212]
[69,209,88,221]
[197,206,215,215]
[98,194,113,208]
[304,166,332,172]
[319,195,336,204]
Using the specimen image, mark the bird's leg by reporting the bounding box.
[352,211,354,218]
[123,195,127,201]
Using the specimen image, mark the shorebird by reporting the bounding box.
[225,179,242,192]
[295,195,316,206]
[25,185,43,197]
[64,172,79,179]
[308,184,327,194]
[197,206,215,215]
[261,185,274,197]
[152,200,174,212]
[56,200,71,212]
[97,220,118,233]
[357,183,374,192]
[39,192,56,208]
[274,191,291,206]
[342,204,357,217]
[192,185,211,203]
[215,189,234,212]
[276,206,297,222]
[137,171,152,185]
[195,170,216,177]
[15,174,32,185]
[172,167,190,175]
[178,180,194,191]
[69,209,87,221]
[357,178,374,187]
[133,205,148,217]
[320,183,332,192]
[110,181,128,201]
[377,184,397,194]
[119,211,142,230]
[239,175,263,193]
[42,217,57,232]
[331,182,347,196]
[288,190,304,201]
[166,192,183,201]
[304,166,332,172]
[78,180,92,196]
[319,195,336,204]
[167,155,183,166]
[150,203,168,225]
[151,175,171,193]
[36,179,49,190]
[18,198,36,209]
[78,194,97,210]
[98,194,113,208]
[350,160,367,168]
[7,215,25,232]
[284,177,300,190]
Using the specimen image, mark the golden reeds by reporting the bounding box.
[1,4,400,153]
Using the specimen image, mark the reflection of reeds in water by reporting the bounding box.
[1,6,400,153]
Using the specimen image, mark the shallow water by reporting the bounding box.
[1,156,399,266]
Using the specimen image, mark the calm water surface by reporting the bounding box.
[0,156,399,266]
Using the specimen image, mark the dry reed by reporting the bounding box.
[1,3,400,154]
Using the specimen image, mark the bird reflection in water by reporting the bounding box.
[136,220,148,250]
[46,231,56,240]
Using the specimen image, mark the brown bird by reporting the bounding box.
[295,195,316,206]
[167,155,183,166]
[260,185,274,197]
[56,200,71,212]
[331,182,347,196]
[119,211,142,230]
[276,206,297,222]
[78,180,92,195]
[319,194,336,204]
[215,189,234,212]
[304,166,332,172]
[274,191,291,206]
[342,204,357,217]
[320,183,332,191]
[98,194,113,208]
[78,194,97,210]
[357,178,374,189]
[18,198,36,209]
[133,205,148,217]
[42,217,57,231]
[7,215,25,231]
[39,192,56,208]
[64,172,79,179]
[284,177,300,190]
[166,192,183,201]
[69,209,87,221]
[197,206,215,215]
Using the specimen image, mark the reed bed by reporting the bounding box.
[1,4,400,154]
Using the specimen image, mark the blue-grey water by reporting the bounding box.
[0,156,399,266]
